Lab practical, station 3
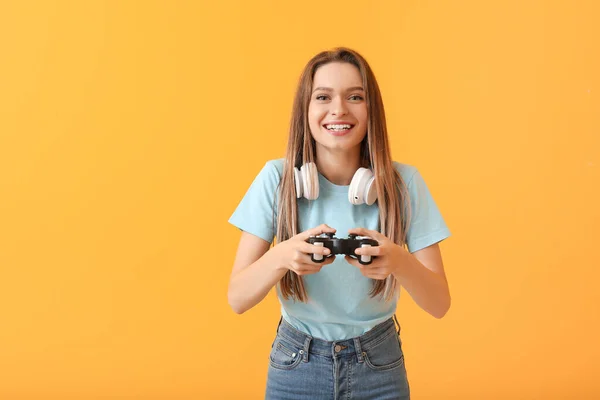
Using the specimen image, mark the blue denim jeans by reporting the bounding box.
[266,316,410,399]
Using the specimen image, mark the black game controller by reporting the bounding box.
[306,233,379,265]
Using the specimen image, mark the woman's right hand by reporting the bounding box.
[272,224,337,275]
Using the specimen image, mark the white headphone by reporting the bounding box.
[294,162,377,205]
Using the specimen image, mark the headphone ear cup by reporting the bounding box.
[348,168,377,205]
[364,175,377,205]
[300,162,319,200]
[294,167,303,198]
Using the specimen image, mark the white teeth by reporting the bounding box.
[325,124,352,130]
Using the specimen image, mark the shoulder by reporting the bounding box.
[231,158,286,197]
[391,161,419,185]
[264,158,285,177]
[254,158,285,188]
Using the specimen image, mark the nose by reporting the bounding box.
[331,95,348,116]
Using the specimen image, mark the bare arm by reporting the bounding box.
[227,225,336,314]
[347,228,451,319]
[227,232,287,314]
[393,243,451,319]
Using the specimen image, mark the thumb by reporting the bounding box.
[299,224,336,240]
[349,227,385,241]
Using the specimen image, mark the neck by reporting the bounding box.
[314,145,362,185]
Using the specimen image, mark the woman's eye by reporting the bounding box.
[315,95,363,101]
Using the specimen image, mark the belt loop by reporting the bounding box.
[302,337,311,362]
[353,337,364,363]
[271,316,283,349]
[393,314,401,335]
[276,316,283,333]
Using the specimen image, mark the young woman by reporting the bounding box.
[228,47,451,400]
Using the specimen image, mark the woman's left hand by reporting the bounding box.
[344,228,408,280]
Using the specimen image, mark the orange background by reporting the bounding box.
[1,1,598,399]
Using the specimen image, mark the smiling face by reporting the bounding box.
[308,62,368,154]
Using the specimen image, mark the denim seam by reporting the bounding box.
[353,337,364,363]
[362,351,405,371]
[276,342,295,358]
[358,320,395,346]
[361,328,396,351]
[278,330,307,350]
[333,355,338,400]
[278,318,397,357]
[278,330,330,357]
[269,342,303,371]
[302,336,311,363]
[269,354,303,371]
[347,356,352,400]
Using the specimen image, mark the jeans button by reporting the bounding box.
[334,345,341,352]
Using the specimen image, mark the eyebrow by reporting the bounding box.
[312,86,365,93]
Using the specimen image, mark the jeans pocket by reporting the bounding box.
[269,336,303,370]
[361,330,405,371]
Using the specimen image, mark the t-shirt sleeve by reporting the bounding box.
[228,161,281,243]
[405,169,451,253]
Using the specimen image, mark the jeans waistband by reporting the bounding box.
[275,316,400,361]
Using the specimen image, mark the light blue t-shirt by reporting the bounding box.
[228,158,451,340]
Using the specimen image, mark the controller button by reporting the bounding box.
[361,244,372,263]
[313,242,324,261]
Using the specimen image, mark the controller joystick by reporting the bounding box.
[306,233,379,265]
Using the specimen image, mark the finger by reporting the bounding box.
[316,254,337,266]
[347,227,385,241]
[324,255,336,264]
[346,258,376,278]
[344,255,362,268]
[344,255,382,269]
[354,245,383,256]
[292,261,324,275]
[299,224,336,240]
[297,250,335,266]
[368,270,391,280]
[300,242,331,256]
[343,254,388,277]
[291,260,314,272]
[315,256,336,268]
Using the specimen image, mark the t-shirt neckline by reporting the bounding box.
[318,172,350,193]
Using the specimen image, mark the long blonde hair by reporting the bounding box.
[274,47,411,302]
